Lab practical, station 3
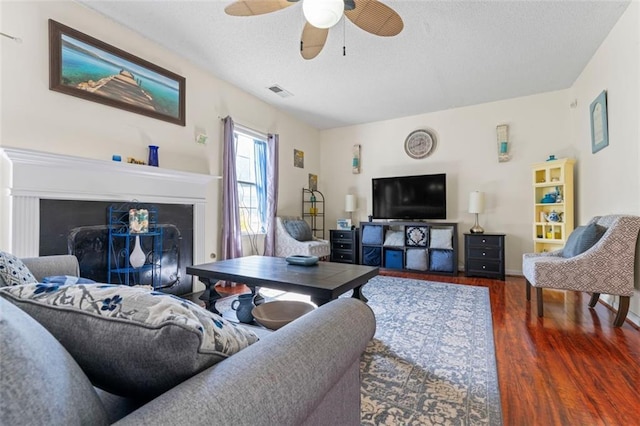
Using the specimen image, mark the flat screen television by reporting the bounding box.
[372,173,446,220]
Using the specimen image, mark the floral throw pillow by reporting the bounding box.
[405,226,428,247]
[0,283,259,399]
[0,251,37,287]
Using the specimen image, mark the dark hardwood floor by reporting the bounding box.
[382,270,640,426]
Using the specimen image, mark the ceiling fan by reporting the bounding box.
[224,0,403,60]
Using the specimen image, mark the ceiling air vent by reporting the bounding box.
[268,84,293,98]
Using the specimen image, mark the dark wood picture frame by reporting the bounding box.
[49,19,186,126]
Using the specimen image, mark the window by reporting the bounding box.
[235,128,267,234]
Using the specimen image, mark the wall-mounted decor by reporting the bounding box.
[590,90,609,154]
[404,129,436,159]
[294,149,304,168]
[496,124,511,162]
[49,20,186,126]
[352,144,361,174]
[308,174,318,191]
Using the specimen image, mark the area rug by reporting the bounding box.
[360,276,503,425]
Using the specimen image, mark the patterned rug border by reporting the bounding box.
[361,276,503,425]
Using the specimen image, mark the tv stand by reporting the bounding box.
[359,220,458,276]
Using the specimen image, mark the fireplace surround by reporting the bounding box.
[1,147,216,292]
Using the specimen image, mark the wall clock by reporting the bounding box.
[404,129,436,159]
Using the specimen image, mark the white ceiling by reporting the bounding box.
[77,0,630,130]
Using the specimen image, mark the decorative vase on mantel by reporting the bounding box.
[148,145,159,167]
[129,235,146,268]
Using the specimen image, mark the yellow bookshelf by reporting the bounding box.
[532,158,575,253]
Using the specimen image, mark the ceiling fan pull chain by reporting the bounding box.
[343,17,346,56]
[300,40,303,52]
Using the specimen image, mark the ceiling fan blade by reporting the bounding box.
[345,0,403,37]
[300,23,328,60]
[225,0,297,17]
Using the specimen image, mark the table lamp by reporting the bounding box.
[345,194,356,224]
[469,191,485,234]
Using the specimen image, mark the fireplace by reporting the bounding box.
[40,199,194,295]
[1,147,216,293]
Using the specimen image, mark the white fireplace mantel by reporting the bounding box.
[1,147,218,288]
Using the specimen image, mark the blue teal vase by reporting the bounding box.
[148,145,159,167]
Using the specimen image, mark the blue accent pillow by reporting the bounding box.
[362,225,383,245]
[363,247,382,266]
[42,276,96,285]
[430,249,454,272]
[562,223,607,258]
[283,219,313,241]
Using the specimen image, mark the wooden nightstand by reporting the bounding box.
[464,233,505,280]
[330,229,359,264]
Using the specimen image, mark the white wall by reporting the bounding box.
[0,1,320,273]
[320,1,640,322]
[320,90,573,275]
[568,2,640,321]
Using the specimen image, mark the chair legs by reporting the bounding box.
[527,279,630,326]
[525,280,543,317]
[536,288,543,317]
[613,296,630,327]
[589,293,629,327]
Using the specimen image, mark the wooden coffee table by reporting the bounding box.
[186,255,379,314]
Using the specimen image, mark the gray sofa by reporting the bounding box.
[0,255,376,425]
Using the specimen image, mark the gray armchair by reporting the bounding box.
[523,215,640,327]
[274,216,330,258]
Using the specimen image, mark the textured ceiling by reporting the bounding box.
[77,0,630,130]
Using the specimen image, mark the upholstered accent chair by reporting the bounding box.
[523,215,640,327]
[274,216,330,258]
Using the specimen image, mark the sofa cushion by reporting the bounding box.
[283,219,313,241]
[0,297,110,425]
[562,223,607,258]
[0,283,259,400]
[429,228,453,250]
[0,251,37,287]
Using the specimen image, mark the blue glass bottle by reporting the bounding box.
[148,145,159,167]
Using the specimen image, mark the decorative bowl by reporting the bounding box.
[251,300,315,330]
[285,255,319,266]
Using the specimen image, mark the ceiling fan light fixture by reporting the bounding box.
[302,0,344,29]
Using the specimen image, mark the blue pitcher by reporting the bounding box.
[231,293,255,324]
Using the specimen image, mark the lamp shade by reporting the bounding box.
[345,194,356,212]
[303,0,344,29]
[468,191,485,214]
